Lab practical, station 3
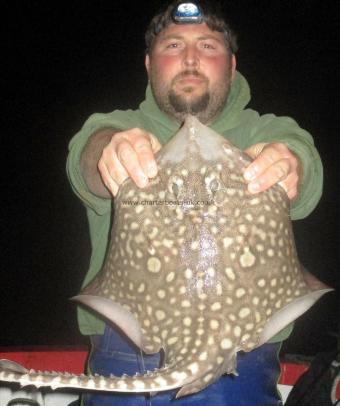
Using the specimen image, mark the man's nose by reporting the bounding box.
[182,45,199,68]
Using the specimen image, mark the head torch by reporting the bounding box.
[172,2,203,24]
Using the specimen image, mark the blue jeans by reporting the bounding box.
[82,326,283,405]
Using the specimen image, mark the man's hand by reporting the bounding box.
[244,142,301,200]
[98,128,161,196]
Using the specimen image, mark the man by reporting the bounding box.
[67,1,323,405]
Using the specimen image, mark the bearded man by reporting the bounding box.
[67,1,323,405]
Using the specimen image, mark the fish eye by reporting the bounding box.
[168,176,183,197]
[209,179,220,193]
[205,174,220,194]
[172,182,179,196]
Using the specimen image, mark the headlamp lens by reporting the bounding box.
[172,3,203,24]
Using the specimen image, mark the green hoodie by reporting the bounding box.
[66,71,323,340]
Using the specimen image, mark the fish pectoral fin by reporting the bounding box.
[302,268,333,291]
[72,294,143,349]
[258,288,333,345]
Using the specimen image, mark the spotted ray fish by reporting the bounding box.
[0,115,332,397]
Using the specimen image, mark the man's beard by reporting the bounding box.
[149,69,232,124]
[168,87,210,115]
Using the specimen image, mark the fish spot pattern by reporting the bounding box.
[15,116,323,398]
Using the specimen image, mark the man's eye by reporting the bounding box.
[167,43,180,48]
[202,43,215,49]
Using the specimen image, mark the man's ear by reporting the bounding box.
[145,54,150,77]
[231,54,237,82]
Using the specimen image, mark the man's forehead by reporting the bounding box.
[156,23,225,43]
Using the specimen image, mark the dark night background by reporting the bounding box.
[2,0,339,359]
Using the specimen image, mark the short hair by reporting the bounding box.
[145,0,238,54]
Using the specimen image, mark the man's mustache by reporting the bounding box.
[172,70,208,84]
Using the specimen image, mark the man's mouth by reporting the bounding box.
[174,76,208,95]
[174,71,207,86]
[179,76,204,84]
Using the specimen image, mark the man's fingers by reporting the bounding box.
[97,128,160,193]
[117,140,149,188]
[107,179,119,197]
[279,172,299,200]
[245,144,295,181]
[247,158,291,194]
[148,132,162,154]
[113,129,160,187]
[133,135,158,178]
[101,143,130,185]
[287,188,297,200]
[97,158,120,196]
[279,180,297,200]
[244,142,300,199]
[244,142,267,161]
